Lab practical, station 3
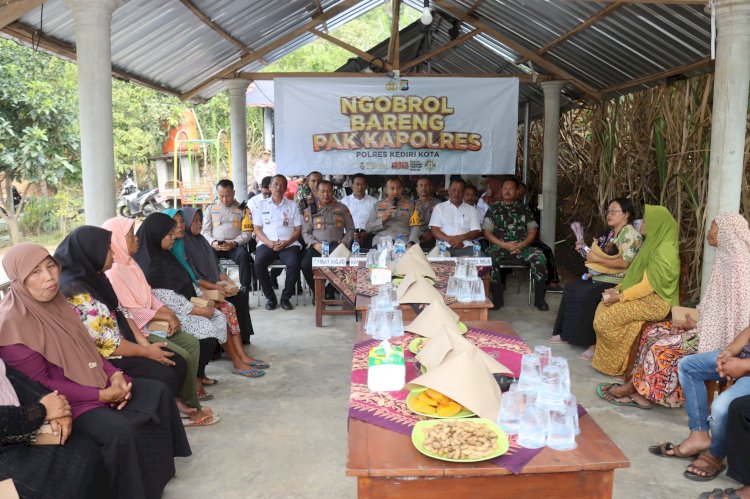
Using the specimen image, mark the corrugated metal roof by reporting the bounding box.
[3,0,712,106]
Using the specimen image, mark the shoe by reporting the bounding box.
[491,284,504,310]
[534,283,549,311]
[265,300,277,310]
[280,299,293,310]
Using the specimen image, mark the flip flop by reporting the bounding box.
[200,377,219,386]
[184,412,221,427]
[596,382,622,400]
[244,358,271,369]
[648,442,699,461]
[197,390,213,401]
[231,367,265,378]
[684,453,726,482]
[698,489,724,499]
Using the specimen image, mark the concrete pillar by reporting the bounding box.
[227,79,249,201]
[539,81,565,253]
[65,0,126,225]
[701,0,750,297]
[263,107,274,152]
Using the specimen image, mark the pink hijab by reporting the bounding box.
[697,213,750,352]
[101,217,154,309]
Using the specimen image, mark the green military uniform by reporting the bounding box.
[365,198,421,245]
[302,201,355,248]
[484,201,547,284]
[295,184,314,213]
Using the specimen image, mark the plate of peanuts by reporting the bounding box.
[411,419,509,462]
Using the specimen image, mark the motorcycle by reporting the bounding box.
[117,176,168,218]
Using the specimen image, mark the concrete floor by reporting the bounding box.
[163,279,739,499]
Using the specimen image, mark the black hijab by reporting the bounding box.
[133,212,197,299]
[182,207,220,282]
[54,225,136,342]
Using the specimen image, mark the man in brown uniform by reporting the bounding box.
[415,177,440,250]
[300,180,355,294]
[365,177,420,246]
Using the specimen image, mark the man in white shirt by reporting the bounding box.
[252,150,276,192]
[429,178,481,256]
[252,174,303,310]
[248,175,272,214]
[341,173,377,249]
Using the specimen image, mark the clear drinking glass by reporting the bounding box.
[366,249,378,268]
[538,364,564,407]
[533,345,552,370]
[446,276,459,297]
[470,278,485,301]
[517,399,547,449]
[387,309,404,337]
[457,279,472,303]
[518,353,542,394]
[466,262,478,280]
[546,407,578,451]
[549,357,571,395]
[496,388,523,435]
[563,393,580,436]
[454,260,467,279]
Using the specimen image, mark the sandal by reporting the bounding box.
[596,382,623,401]
[231,367,265,378]
[698,488,742,499]
[200,377,219,386]
[184,411,221,427]
[684,452,726,482]
[244,358,270,369]
[197,389,214,401]
[648,442,699,461]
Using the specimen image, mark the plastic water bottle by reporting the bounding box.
[473,239,481,257]
[394,236,406,258]
[351,240,360,256]
[438,239,447,257]
[322,240,329,257]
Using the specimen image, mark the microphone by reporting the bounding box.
[391,197,399,208]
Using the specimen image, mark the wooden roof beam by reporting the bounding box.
[536,3,624,57]
[433,0,602,99]
[600,56,713,95]
[466,0,485,16]
[401,28,481,72]
[2,21,183,97]
[0,0,43,30]
[236,71,537,82]
[388,0,402,70]
[178,0,249,54]
[181,0,365,101]
[313,0,329,33]
[310,28,393,71]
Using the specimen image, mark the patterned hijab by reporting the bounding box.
[181,207,220,282]
[698,213,750,352]
[621,205,680,306]
[162,208,198,282]
[0,243,108,388]
[102,217,154,310]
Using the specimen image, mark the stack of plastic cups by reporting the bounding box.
[496,382,523,435]
[543,355,577,450]
[516,353,546,449]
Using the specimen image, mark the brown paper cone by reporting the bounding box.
[407,347,502,420]
[330,243,352,258]
[415,325,454,370]
[396,272,418,301]
[398,276,442,304]
[443,329,513,375]
[426,245,440,257]
[393,245,437,280]
[404,299,459,337]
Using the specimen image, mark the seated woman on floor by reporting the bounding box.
[0,360,111,498]
[598,213,750,410]
[134,213,265,381]
[55,225,216,427]
[0,243,190,499]
[550,198,642,359]
[590,205,680,377]
[164,208,268,372]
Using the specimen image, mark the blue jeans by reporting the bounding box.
[678,350,750,459]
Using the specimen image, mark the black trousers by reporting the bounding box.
[254,244,301,301]
[197,338,218,378]
[109,354,187,399]
[226,291,254,343]
[301,242,339,291]
[215,245,252,290]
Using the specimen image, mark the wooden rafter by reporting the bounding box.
[236,71,537,81]
[388,0,402,70]
[0,0,43,30]
[401,28,481,71]
[600,56,713,95]
[466,0,485,16]
[2,21,183,97]
[433,0,601,99]
[313,0,329,33]
[536,3,624,57]
[178,0,250,55]
[181,0,364,101]
[310,28,393,71]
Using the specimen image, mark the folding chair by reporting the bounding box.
[496,259,534,305]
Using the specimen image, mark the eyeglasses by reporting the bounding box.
[606,210,623,215]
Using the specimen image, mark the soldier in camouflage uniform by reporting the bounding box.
[295,171,323,213]
[483,178,549,311]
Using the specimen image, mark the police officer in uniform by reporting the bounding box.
[365,176,420,246]
[201,179,253,291]
[415,177,440,250]
[300,180,355,294]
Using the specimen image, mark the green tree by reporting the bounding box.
[0,38,80,243]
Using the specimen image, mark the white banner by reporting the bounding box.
[275,77,518,175]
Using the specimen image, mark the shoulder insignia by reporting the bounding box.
[409,206,421,227]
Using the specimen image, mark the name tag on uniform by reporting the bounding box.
[428,256,457,262]
[312,257,348,267]
[464,257,492,267]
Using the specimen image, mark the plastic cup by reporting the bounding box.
[517,400,547,449]
[457,279,472,303]
[563,393,580,436]
[466,262,478,280]
[470,278,485,302]
[533,345,552,370]
[446,276,459,297]
[538,364,564,406]
[546,406,578,451]
[549,357,571,395]
[387,309,404,337]
[496,388,524,435]
[518,353,542,394]
[454,261,467,279]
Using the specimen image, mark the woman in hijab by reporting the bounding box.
[0,360,110,498]
[599,214,750,410]
[0,243,190,499]
[102,217,218,420]
[591,205,680,377]
[133,213,265,380]
[172,208,268,370]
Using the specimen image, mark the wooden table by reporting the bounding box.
[356,295,493,323]
[313,268,356,327]
[347,321,629,499]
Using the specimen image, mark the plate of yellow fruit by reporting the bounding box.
[406,388,475,418]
